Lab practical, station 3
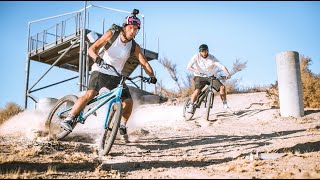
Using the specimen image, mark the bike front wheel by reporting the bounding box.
[183,97,196,121]
[206,91,214,120]
[46,95,79,140]
[98,101,122,156]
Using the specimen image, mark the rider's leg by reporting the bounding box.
[191,89,201,103]
[121,98,133,126]
[118,84,133,143]
[191,76,205,104]
[60,70,100,132]
[118,98,133,143]
[187,89,201,113]
[219,85,232,112]
[70,90,98,116]
[187,76,206,113]
[219,85,227,103]
[60,90,98,132]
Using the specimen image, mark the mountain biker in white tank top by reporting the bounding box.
[60,9,158,143]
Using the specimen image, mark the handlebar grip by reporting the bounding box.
[144,77,150,83]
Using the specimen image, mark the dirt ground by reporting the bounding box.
[0,92,320,179]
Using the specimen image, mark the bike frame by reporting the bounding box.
[57,84,123,129]
[195,77,216,108]
[83,84,123,129]
[57,63,150,131]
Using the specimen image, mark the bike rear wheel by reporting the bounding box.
[46,95,79,140]
[183,97,196,121]
[98,101,122,156]
[206,91,214,120]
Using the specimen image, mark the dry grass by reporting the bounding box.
[0,168,22,179]
[0,168,38,179]
[46,165,57,175]
[266,55,320,108]
[0,102,23,125]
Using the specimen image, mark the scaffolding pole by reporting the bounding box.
[79,1,87,91]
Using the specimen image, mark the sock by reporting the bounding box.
[223,101,229,108]
[66,113,76,120]
[120,120,126,127]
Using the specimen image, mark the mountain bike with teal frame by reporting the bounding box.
[46,63,152,156]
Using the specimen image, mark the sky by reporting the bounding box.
[0,1,319,109]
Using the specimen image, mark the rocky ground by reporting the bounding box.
[0,92,320,179]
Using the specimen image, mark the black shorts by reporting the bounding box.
[88,71,132,100]
[194,76,223,91]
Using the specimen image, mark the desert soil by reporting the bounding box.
[0,92,320,179]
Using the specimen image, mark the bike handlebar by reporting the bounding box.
[127,75,151,83]
[100,63,153,84]
[202,74,227,81]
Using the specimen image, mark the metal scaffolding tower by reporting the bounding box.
[24,2,158,108]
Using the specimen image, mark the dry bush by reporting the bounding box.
[159,57,181,91]
[266,55,320,108]
[217,58,248,93]
[156,83,179,99]
[300,56,320,108]
[224,78,240,93]
[266,81,280,107]
[0,102,23,125]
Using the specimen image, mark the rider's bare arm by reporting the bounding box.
[187,66,202,75]
[88,30,113,61]
[187,61,203,75]
[221,66,231,79]
[225,67,231,79]
[135,44,155,77]
[213,62,231,79]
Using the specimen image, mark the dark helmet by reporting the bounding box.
[199,44,209,52]
[123,9,141,29]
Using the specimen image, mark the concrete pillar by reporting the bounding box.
[276,51,304,117]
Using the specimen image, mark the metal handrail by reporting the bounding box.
[29,13,83,53]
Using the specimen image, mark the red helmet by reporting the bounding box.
[123,9,141,29]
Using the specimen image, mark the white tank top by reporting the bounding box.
[91,33,132,76]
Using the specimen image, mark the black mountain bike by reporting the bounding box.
[183,75,226,121]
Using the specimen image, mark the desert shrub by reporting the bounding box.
[300,56,320,108]
[0,102,23,125]
[235,84,269,94]
[266,55,320,108]
[266,81,279,107]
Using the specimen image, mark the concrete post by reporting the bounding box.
[276,51,304,117]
